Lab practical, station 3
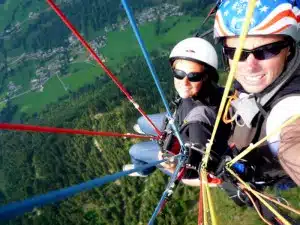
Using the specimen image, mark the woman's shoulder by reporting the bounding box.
[184,102,217,127]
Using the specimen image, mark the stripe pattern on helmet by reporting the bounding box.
[214,0,300,42]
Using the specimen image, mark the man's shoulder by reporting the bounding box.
[266,95,300,141]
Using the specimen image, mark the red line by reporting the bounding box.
[177,167,186,181]
[0,123,158,140]
[46,0,162,137]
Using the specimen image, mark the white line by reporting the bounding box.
[0,88,34,104]
[56,74,68,91]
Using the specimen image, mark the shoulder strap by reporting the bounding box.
[183,104,217,127]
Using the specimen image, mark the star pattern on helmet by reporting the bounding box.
[237,8,244,15]
[259,5,269,13]
[224,10,229,16]
[251,18,256,25]
[224,1,230,7]
[231,17,237,28]
[256,0,262,7]
[232,2,239,10]
[215,0,300,41]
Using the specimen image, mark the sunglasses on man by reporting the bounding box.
[223,40,290,62]
[172,69,208,82]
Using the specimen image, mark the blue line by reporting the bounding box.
[121,0,171,117]
[0,159,167,220]
[121,0,187,149]
[121,1,190,222]
[148,157,186,225]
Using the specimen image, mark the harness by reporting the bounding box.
[160,98,218,178]
[229,64,300,189]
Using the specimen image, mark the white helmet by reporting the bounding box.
[169,37,218,70]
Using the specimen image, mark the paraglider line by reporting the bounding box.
[46,0,162,136]
[121,0,187,150]
[0,157,176,221]
[0,123,158,140]
[121,0,172,117]
[148,156,187,225]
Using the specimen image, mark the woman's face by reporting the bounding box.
[173,59,204,98]
[225,35,290,93]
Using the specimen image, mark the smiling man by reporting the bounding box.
[224,35,291,94]
[213,0,300,221]
[213,0,300,223]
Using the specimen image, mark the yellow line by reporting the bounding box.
[251,189,300,216]
[226,167,292,225]
[201,0,258,169]
[228,114,300,167]
[206,182,218,225]
[201,170,209,225]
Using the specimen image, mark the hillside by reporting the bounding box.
[1,54,299,225]
[1,1,299,225]
[0,0,214,122]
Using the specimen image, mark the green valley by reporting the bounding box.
[0,1,299,225]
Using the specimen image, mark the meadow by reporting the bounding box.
[10,14,212,118]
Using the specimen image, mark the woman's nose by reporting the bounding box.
[182,76,190,85]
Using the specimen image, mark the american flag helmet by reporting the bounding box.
[214,0,300,42]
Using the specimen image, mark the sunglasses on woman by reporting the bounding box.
[223,40,290,62]
[173,69,208,82]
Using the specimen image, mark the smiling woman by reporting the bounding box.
[123,37,230,185]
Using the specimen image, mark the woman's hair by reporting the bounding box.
[196,79,222,106]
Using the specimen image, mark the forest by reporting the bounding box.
[0,55,195,225]
[1,1,300,225]
[1,0,213,56]
[1,53,299,225]
[0,0,215,121]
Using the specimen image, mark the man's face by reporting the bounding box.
[225,35,290,93]
[173,59,204,98]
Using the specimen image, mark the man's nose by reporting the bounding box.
[245,53,259,68]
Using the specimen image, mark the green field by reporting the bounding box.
[101,15,207,65]
[4,61,36,91]
[13,75,67,116]
[0,0,21,30]
[0,169,5,191]
[10,14,211,118]
[63,62,105,90]
[0,0,47,31]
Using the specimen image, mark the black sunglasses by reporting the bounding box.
[173,69,207,82]
[223,40,290,62]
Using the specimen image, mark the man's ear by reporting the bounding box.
[286,47,291,61]
[286,41,296,61]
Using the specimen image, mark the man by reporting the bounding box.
[214,0,300,187]
[123,37,229,186]
[214,0,300,223]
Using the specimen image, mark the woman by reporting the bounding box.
[123,37,229,186]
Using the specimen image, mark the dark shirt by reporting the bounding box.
[176,98,212,146]
[173,97,225,178]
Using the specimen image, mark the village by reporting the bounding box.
[1,3,183,101]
